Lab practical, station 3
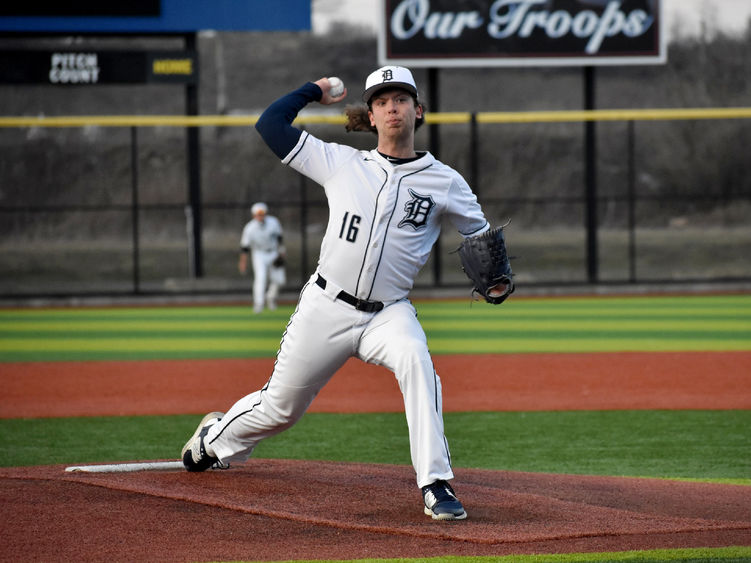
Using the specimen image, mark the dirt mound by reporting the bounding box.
[1,459,749,562]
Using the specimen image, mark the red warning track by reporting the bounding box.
[2,351,750,418]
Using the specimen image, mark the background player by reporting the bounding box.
[238,202,286,313]
[183,66,509,520]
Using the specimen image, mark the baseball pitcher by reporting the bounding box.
[182,65,513,521]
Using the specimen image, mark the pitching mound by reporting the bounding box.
[2,459,749,562]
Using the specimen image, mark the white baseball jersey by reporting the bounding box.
[284,135,488,302]
[240,215,283,253]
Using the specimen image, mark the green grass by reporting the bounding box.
[0,294,749,361]
[1,295,749,480]
[3,410,749,485]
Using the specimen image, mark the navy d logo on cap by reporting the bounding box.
[362,66,418,103]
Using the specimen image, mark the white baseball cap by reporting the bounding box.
[362,65,418,103]
[251,202,268,215]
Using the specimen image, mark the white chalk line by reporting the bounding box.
[65,461,184,473]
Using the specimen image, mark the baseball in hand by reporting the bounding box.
[328,76,344,97]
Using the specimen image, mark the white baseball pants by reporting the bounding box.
[206,273,455,488]
[251,249,284,312]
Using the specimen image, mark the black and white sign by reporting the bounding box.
[0,51,197,84]
[379,0,665,67]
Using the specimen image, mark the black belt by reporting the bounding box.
[315,274,384,313]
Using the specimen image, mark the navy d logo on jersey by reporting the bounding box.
[399,189,435,230]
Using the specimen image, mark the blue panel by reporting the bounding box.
[0,0,311,32]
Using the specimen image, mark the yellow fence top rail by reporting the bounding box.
[475,107,751,123]
[1,107,751,128]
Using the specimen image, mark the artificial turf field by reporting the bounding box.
[0,293,749,562]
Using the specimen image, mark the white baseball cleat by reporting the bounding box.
[181,412,229,472]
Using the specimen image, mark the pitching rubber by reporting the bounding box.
[65,461,184,473]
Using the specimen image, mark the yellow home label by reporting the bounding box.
[152,58,193,75]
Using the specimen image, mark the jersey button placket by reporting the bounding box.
[361,169,396,296]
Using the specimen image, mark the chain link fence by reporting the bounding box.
[1,109,750,299]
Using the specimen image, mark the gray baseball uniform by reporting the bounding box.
[240,211,284,312]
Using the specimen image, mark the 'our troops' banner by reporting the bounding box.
[379,0,665,67]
